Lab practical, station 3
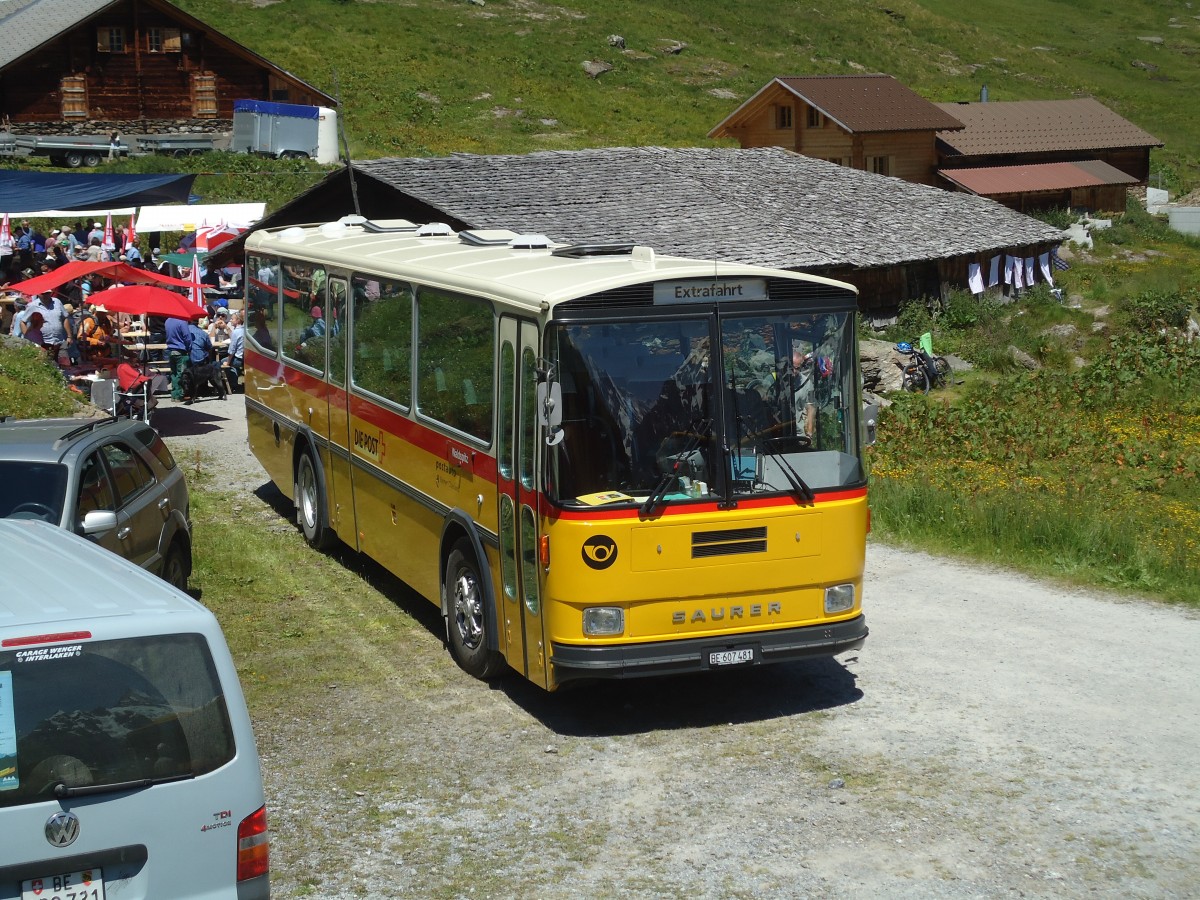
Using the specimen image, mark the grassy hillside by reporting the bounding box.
[175,0,1200,189]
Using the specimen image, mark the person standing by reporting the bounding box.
[108,131,121,161]
[165,315,192,401]
[33,292,71,364]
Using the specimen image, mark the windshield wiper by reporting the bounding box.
[759,438,815,504]
[640,419,711,517]
[54,772,194,799]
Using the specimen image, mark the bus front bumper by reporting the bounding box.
[549,614,867,684]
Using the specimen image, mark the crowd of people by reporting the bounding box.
[0,218,246,401]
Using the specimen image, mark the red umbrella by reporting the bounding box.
[6,261,120,295]
[94,285,206,320]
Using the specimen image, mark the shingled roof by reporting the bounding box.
[936,98,1162,156]
[710,75,964,138]
[350,147,1060,270]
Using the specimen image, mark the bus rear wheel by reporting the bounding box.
[296,449,335,550]
[445,540,506,679]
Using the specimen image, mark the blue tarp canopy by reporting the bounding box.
[0,171,196,213]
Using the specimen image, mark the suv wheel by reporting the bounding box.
[162,541,190,591]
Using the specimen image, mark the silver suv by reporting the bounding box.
[0,416,192,590]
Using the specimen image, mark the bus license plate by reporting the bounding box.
[709,648,755,667]
[22,869,105,900]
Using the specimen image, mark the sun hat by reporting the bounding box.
[215,307,229,317]
[94,222,102,228]
[310,306,322,318]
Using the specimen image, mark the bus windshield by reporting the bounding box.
[547,310,863,508]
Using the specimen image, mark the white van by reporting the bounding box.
[0,519,269,899]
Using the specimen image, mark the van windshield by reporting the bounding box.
[0,634,235,808]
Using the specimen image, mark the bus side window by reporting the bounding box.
[351,278,412,409]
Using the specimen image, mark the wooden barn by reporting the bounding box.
[210,147,1063,322]
[0,0,334,127]
[708,74,965,187]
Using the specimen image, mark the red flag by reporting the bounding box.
[188,253,206,309]
[103,214,115,251]
[125,213,137,252]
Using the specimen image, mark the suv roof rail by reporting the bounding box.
[54,416,118,450]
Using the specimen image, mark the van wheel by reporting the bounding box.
[161,541,190,591]
[445,540,506,679]
[296,449,335,550]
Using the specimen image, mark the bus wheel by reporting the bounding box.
[445,540,506,679]
[296,450,335,550]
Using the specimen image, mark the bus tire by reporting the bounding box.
[444,539,506,680]
[296,449,336,550]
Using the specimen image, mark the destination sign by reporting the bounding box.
[653,278,767,305]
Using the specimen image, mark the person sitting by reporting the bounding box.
[222,310,245,392]
[78,307,116,362]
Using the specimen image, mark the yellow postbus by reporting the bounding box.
[243,219,868,690]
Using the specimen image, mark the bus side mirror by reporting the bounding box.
[537,381,564,446]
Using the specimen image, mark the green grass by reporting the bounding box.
[151,0,1200,190]
[0,339,77,419]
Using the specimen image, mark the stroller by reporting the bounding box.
[116,362,157,422]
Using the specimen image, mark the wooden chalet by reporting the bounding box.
[210,147,1063,320]
[708,74,965,186]
[934,98,1163,213]
[0,0,334,126]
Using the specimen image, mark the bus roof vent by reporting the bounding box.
[551,242,636,258]
[361,219,418,234]
[460,229,520,246]
[416,222,456,237]
[337,214,368,226]
[509,234,553,250]
[278,227,307,244]
[319,220,349,238]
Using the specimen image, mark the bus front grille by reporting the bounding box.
[692,526,767,558]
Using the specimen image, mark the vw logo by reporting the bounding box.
[45,811,80,848]
[582,535,617,570]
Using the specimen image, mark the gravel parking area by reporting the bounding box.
[154,396,1200,899]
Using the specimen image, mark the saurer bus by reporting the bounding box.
[243,218,868,690]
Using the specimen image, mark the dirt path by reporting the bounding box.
[155,398,1200,898]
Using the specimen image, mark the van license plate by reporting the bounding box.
[22,868,105,900]
[709,648,755,666]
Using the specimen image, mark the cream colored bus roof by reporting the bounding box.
[245,220,856,313]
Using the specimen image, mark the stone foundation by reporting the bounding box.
[7,119,232,136]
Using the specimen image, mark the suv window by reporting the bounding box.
[102,442,155,504]
[132,424,178,471]
[76,451,117,517]
[0,634,236,807]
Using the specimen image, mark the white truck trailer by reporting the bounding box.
[231,100,339,164]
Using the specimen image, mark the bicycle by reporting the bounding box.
[896,341,951,393]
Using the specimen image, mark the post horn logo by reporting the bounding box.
[582,535,617,570]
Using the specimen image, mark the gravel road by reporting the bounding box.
[154,397,1200,899]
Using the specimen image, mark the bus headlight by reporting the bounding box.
[824,584,855,614]
[583,607,624,636]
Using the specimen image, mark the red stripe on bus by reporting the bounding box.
[246,350,499,481]
[546,485,868,521]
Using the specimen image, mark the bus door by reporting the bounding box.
[497,317,547,685]
[325,277,356,546]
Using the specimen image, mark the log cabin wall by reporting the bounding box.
[1,0,328,124]
[938,146,1151,183]
[717,88,944,185]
